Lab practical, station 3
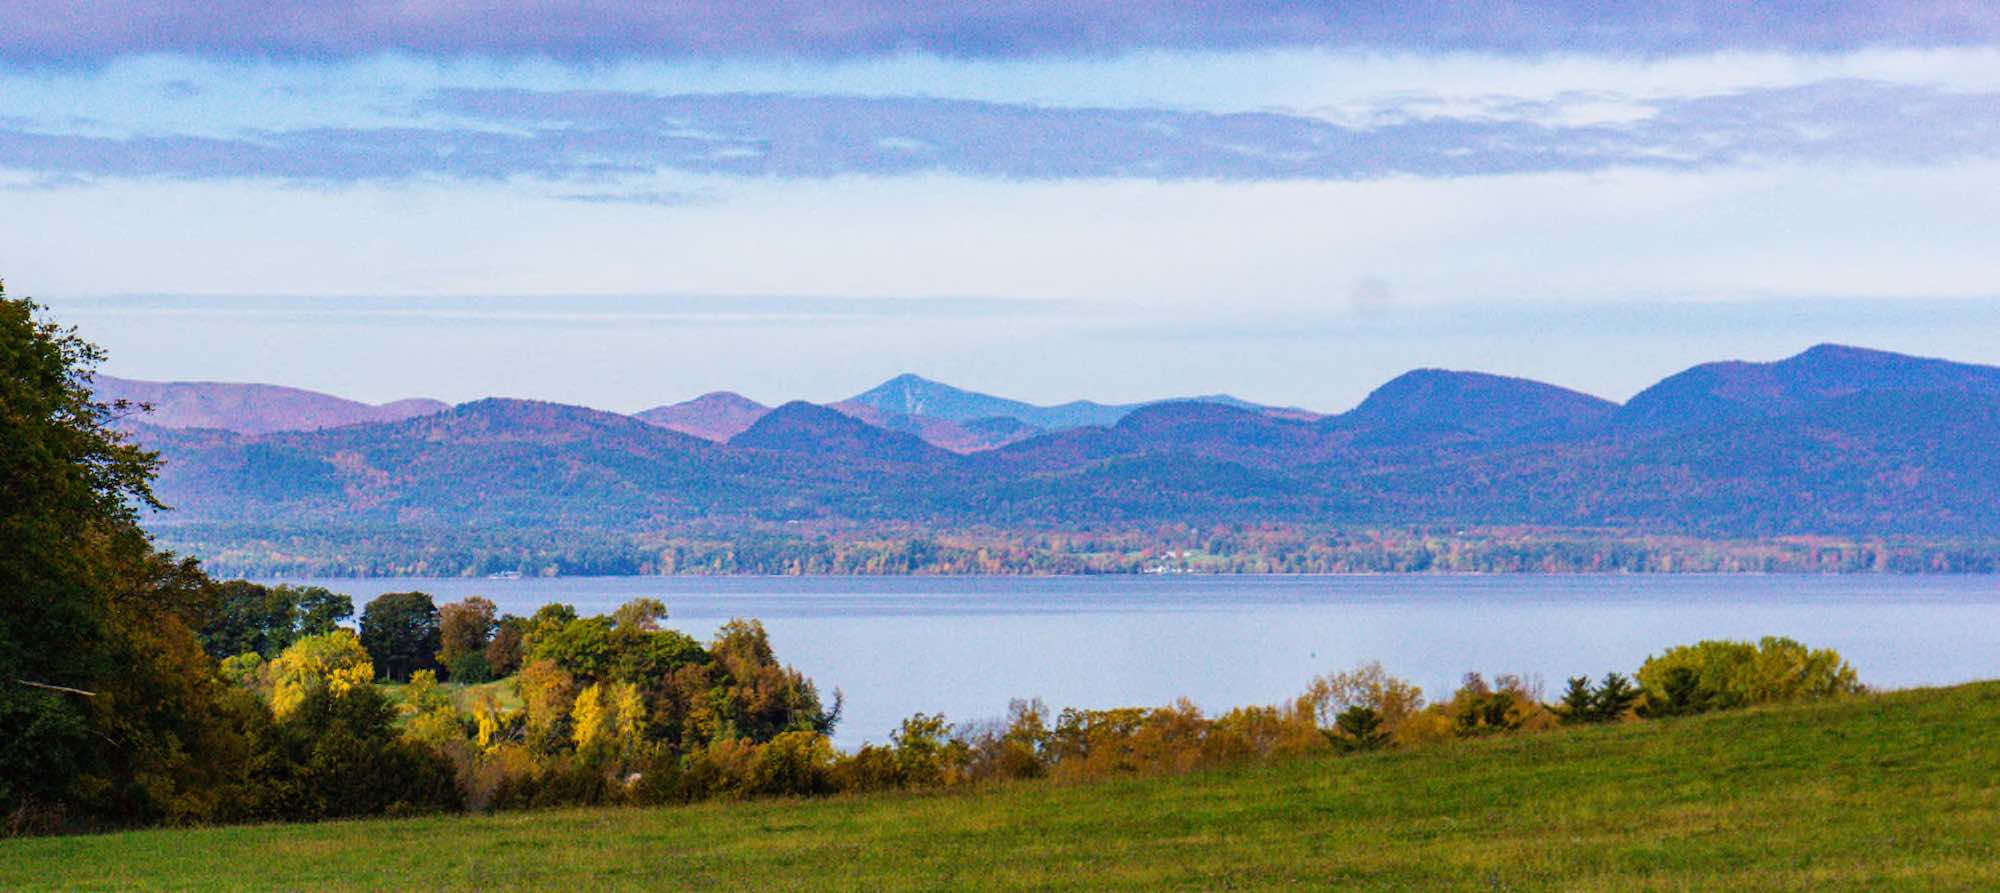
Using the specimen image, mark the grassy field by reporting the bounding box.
[6,682,1999,892]
[377,677,523,714]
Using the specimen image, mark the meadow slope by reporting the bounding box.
[7,682,1998,892]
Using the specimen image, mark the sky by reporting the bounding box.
[4,3,1999,413]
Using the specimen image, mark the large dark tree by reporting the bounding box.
[436,596,498,682]
[358,591,440,682]
[292,586,353,638]
[0,284,243,830]
[198,582,354,660]
[199,580,297,659]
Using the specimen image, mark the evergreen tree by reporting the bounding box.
[1593,672,1641,721]
[1642,666,1710,718]
[1332,705,1390,752]
[1557,675,1598,724]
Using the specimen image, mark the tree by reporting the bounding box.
[198,582,355,661]
[1,285,248,829]
[707,619,839,742]
[1637,637,1862,715]
[485,615,528,677]
[358,592,440,682]
[290,586,353,637]
[1443,672,1545,736]
[611,598,666,633]
[1592,672,1641,721]
[1556,676,1597,724]
[891,712,955,788]
[199,580,298,659]
[267,630,375,720]
[528,616,614,680]
[516,658,578,750]
[520,603,578,652]
[1301,661,1425,736]
[609,627,706,686]
[571,681,647,763]
[245,682,457,821]
[1641,666,1709,718]
[437,596,497,681]
[1331,705,1390,752]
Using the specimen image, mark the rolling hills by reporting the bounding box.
[116,344,2000,571]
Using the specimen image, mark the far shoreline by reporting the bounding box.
[234,568,2000,582]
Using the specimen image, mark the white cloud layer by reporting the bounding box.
[4,44,1996,403]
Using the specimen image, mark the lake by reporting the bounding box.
[268,575,2000,747]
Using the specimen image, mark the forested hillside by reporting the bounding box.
[120,345,2000,574]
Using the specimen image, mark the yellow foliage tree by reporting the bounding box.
[398,669,465,748]
[1300,661,1426,742]
[268,629,374,719]
[516,658,577,745]
[471,690,512,749]
[571,683,609,753]
[572,680,647,759]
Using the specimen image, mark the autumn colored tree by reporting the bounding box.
[484,615,529,677]
[516,658,579,750]
[1301,661,1425,741]
[0,285,248,830]
[267,630,375,720]
[1637,637,1860,715]
[437,596,498,683]
[571,680,647,764]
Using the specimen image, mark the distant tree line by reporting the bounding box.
[191,581,1868,824]
[160,522,2000,578]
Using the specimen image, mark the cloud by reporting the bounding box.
[2,2,1995,62]
[2,80,1995,189]
[551,188,712,206]
[47,293,1079,327]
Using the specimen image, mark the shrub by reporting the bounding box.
[1637,637,1863,716]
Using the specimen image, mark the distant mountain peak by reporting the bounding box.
[634,391,771,442]
[1617,343,2000,431]
[440,397,649,434]
[90,375,447,435]
[848,373,1003,420]
[1338,369,1615,443]
[731,401,947,464]
[846,374,1308,432]
[688,390,765,408]
[1795,342,1884,360]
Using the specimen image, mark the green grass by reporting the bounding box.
[8,683,2000,892]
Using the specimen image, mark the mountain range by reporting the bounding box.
[109,344,2000,571]
[107,370,1319,452]
[94,375,450,435]
[624,374,1318,452]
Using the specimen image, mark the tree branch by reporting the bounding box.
[13,678,99,697]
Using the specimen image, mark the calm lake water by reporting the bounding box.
[268,575,2000,747]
